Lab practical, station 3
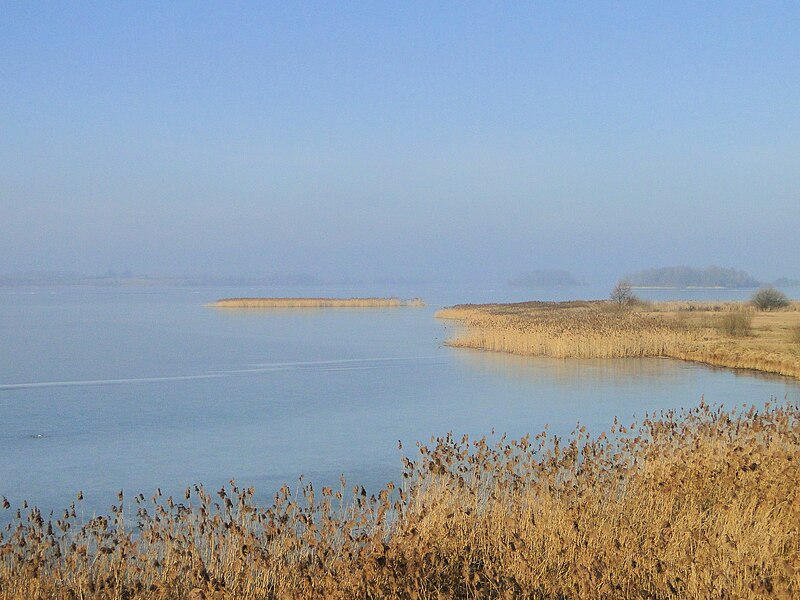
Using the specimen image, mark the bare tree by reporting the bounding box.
[610,279,635,308]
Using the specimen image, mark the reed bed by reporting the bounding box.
[648,301,800,313]
[1,401,798,598]
[436,303,700,359]
[437,301,800,378]
[210,298,424,309]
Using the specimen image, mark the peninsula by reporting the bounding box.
[437,299,800,379]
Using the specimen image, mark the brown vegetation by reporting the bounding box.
[716,311,753,337]
[209,298,424,309]
[437,300,800,379]
[1,401,798,599]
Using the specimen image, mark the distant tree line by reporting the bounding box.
[626,266,761,289]
[773,277,800,287]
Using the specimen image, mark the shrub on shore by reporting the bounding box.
[751,287,790,311]
[1,401,798,599]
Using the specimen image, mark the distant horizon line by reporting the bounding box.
[1,268,798,290]
[0,271,434,288]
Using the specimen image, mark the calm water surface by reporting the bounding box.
[1,285,798,514]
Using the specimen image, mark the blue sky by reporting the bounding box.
[2,2,799,284]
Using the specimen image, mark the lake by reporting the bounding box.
[2,284,799,516]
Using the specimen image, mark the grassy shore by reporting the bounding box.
[436,300,800,379]
[209,297,425,309]
[1,401,797,598]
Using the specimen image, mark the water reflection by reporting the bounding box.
[453,350,682,386]
[448,348,800,426]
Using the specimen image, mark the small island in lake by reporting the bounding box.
[209,297,425,308]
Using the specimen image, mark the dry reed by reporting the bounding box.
[436,302,701,359]
[1,401,798,598]
[437,300,800,379]
[209,298,424,309]
[717,311,753,337]
[791,325,800,348]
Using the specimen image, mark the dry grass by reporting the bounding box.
[1,401,798,598]
[437,300,800,379]
[716,311,753,337]
[209,298,425,309]
[436,301,698,359]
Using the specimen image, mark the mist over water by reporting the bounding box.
[3,4,800,284]
[2,285,798,517]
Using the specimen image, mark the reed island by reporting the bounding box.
[209,297,424,309]
[436,296,800,379]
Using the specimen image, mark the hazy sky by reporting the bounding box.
[2,2,799,284]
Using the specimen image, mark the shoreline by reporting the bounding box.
[436,300,800,379]
[1,401,796,598]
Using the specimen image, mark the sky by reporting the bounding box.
[2,1,799,285]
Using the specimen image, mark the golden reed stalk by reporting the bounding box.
[1,401,797,598]
[436,301,800,379]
